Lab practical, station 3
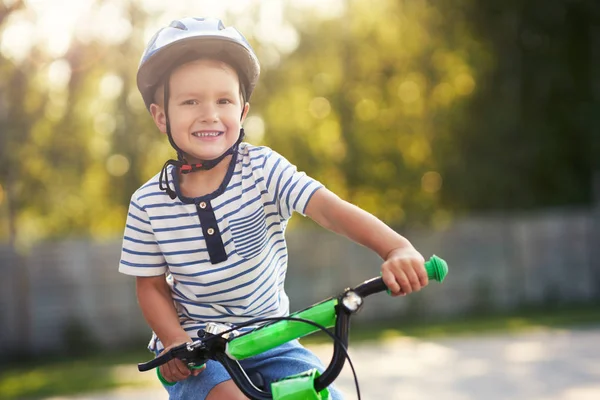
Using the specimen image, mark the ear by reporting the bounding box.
[150,103,167,134]
[240,102,250,124]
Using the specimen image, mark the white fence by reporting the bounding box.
[0,207,598,359]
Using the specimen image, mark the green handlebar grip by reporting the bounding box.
[426,255,448,282]
[384,255,448,295]
[156,363,206,386]
[156,368,176,386]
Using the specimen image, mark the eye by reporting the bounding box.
[181,99,198,106]
[217,98,232,105]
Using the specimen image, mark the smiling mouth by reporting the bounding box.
[192,131,224,137]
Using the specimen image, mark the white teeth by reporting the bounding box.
[193,131,222,137]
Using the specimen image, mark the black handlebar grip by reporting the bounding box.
[353,276,387,297]
[138,351,173,372]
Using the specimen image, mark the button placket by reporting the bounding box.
[195,200,227,264]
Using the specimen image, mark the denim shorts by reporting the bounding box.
[159,339,343,399]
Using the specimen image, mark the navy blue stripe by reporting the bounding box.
[234,233,267,259]
[168,225,282,272]
[156,226,230,245]
[177,238,285,288]
[144,202,187,209]
[182,311,250,320]
[163,237,234,259]
[140,179,159,191]
[245,279,279,315]
[120,259,167,268]
[177,245,285,296]
[219,192,267,219]
[154,224,201,233]
[265,157,282,190]
[247,146,267,154]
[172,296,245,310]
[150,212,195,221]
[292,181,315,210]
[123,236,157,245]
[214,189,262,212]
[246,261,285,315]
[183,253,285,307]
[301,185,323,214]
[230,206,264,230]
[122,248,163,256]
[284,178,301,215]
[131,202,145,212]
[278,170,295,202]
[256,292,279,315]
[126,224,152,235]
[273,164,293,201]
[128,212,151,225]
[232,163,263,177]
[215,180,264,210]
[234,223,266,247]
[138,191,168,201]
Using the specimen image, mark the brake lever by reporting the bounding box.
[137,342,198,372]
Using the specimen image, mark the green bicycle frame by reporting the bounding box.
[220,255,448,400]
[226,299,337,400]
[226,298,338,360]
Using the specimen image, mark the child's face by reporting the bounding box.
[150,59,249,164]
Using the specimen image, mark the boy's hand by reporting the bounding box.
[381,247,428,296]
[158,339,206,383]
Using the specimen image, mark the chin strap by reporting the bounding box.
[158,129,245,200]
[158,68,247,200]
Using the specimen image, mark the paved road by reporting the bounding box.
[48,327,600,400]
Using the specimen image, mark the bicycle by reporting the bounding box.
[138,255,448,399]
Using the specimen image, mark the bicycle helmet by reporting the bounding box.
[136,18,261,199]
[137,17,260,110]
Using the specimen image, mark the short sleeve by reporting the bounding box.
[262,149,323,220]
[118,197,168,277]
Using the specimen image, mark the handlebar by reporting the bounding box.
[137,255,449,398]
[353,254,448,297]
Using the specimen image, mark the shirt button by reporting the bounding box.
[207,228,215,235]
[199,202,207,209]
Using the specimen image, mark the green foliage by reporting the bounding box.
[0,0,597,243]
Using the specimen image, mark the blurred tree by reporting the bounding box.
[437,0,600,211]
[255,0,488,227]
[1,0,598,244]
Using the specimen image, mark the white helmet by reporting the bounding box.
[137,17,260,110]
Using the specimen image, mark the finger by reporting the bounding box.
[404,266,421,292]
[382,268,400,294]
[416,260,429,287]
[394,269,413,294]
[159,365,174,384]
[165,360,188,382]
[192,364,206,376]
[173,360,191,380]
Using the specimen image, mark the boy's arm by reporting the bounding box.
[136,276,191,347]
[304,187,428,294]
[136,276,200,382]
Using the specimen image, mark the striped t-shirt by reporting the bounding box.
[118,143,323,351]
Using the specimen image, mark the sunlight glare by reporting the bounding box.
[99,74,124,100]
[243,115,265,143]
[47,59,72,91]
[26,0,95,57]
[0,15,35,63]
[289,0,346,19]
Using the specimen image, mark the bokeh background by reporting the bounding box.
[0,0,599,398]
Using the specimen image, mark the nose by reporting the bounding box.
[198,103,219,123]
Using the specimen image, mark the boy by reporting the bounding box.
[119,17,428,400]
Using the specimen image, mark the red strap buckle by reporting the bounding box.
[180,164,203,173]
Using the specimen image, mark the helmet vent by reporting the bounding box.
[169,20,188,30]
